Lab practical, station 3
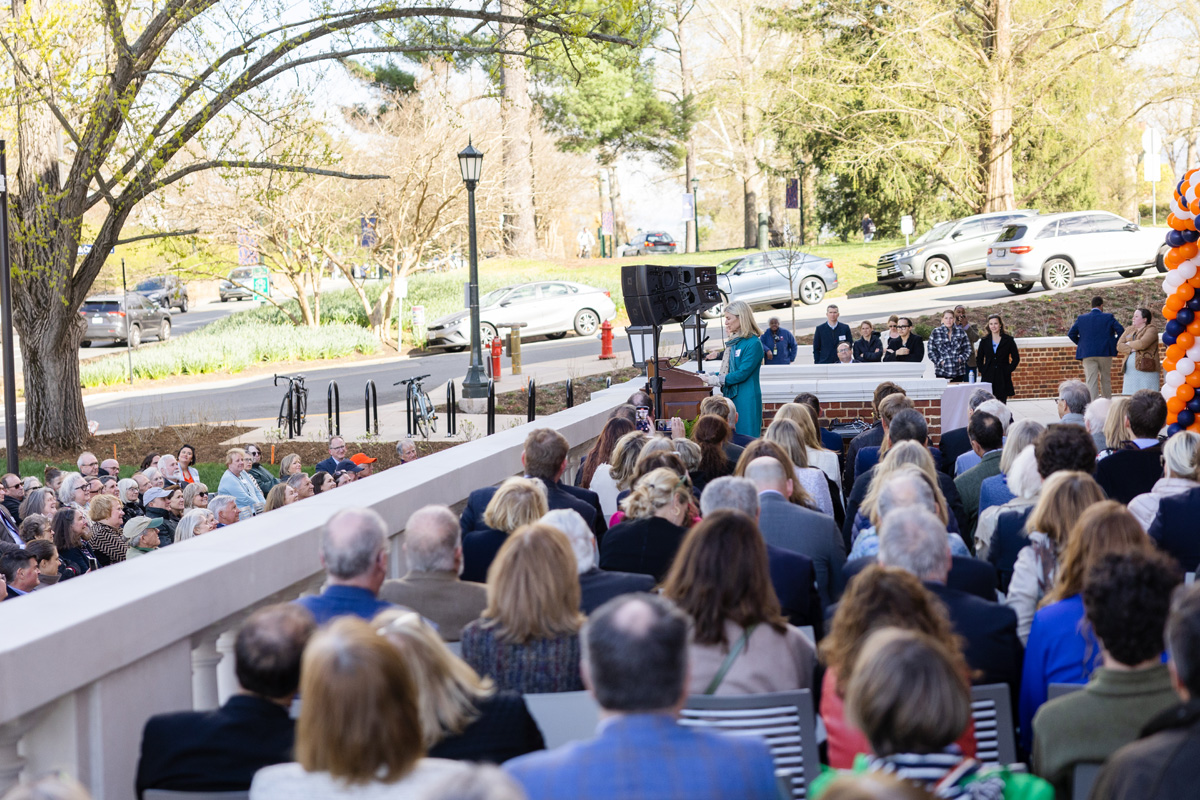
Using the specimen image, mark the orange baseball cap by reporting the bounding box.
[350,453,377,465]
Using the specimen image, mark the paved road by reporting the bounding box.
[0,270,1145,440]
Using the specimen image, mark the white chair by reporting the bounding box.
[143,792,249,800]
[523,690,600,749]
[680,690,820,799]
[970,683,1017,766]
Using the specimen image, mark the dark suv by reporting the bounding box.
[135,275,189,312]
[80,293,172,347]
[876,210,1038,289]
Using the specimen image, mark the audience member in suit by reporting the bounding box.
[135,603,316,798]
[504,594,779,800]
[374,608,544,764]
[599,467,691,582]
[460,428,601,538]
[1149,485,1200,572]
[792,392,844,455]
[953,411,1004,541]
[951,398,1012,477]
[1091,583,1200,800]
[1067,296,1124,400]
[1095,389,1168,504]
[1032,550,1181,797]
[380,506,488,641]
[878,506,1022,696]
[461,477,548,584]
[841,382,907,492]
[744,457,845,605]
[544,508,655,615]
[842,554,998,603]
[939,390,996,477]
[698,475,825,638]
[293,508,398,625]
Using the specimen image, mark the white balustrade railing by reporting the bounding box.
[0,378,639,799]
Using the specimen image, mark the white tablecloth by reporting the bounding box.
[941,382,992,431]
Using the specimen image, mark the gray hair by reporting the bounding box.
[542,508,595,574]
[1000,419,1045,474]
[21,477,41,493]
[321,507,388,579]
[286,473,309,491]
[403,505,460,573]
[117,478,139,503]
[878,507,950,580]
[672,439,701,472]
[77,451,95,469]
[583,593,689,712]
[175,508,209,543]
[976,399,1011,434]
[699,475,760,518]
[1059,380,1090,415]
[397,438,417,455]
[207,494,237,518]
[57,473,86,506]
[1165,431,1200,480]
[20,488,56,519]
[876,470,937,519]
[1084,397,1111,435]
[968,389,995,412]
[1006,445,1042,499]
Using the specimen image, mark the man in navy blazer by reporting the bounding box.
[504,594,779,800]
[878,507,1022,695]
[1149,485,1200,572]
[813,304,853,364]
[1094,389,1167,505]
[135,604,315,798]
[460,428,602,538]
[546,507,656,614]
[1067,296,1124,400]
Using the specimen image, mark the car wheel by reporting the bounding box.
[1157,246,1169,273]
[889,282,916,292]
[128,325,142,348]
[546,331,568,340]
[446,345,467,353]
[480,323,499,347]
[799,276,826,305]
[1005,282,1034,295]
[159,319,171,341]
[179,297,188,313]
[771,301,792,309]
[702,292,727,320]
[220,296,229,302]
[80,340,91,348]
[923,258,952,287]
[574,308,601,336]
[1041,259,1075,291]
[1118,269,1146,278]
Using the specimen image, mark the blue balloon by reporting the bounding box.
[1166,319,1186,337]
[1168,422,1186,437]
[1164,332,1178,346]
[1187,397,1200,414]
[1185,230,1200,243]
[1168,230,1187,248]
[1179,410,1195,429]
[1188,297,1200,312]
[1178,308,1195,327]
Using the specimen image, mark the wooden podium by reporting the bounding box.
[649,358,713,420]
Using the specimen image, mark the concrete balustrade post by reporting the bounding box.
[191,633,223,711]
[215,630,240,706]
[0,713,35,795]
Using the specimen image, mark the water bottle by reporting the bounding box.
[968,369,976,383]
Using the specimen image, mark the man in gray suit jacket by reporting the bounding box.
[745,457,845,605]
[380,505,487,642]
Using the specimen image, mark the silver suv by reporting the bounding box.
[876,210,1038,290]
[704,249,839,318]
[985,212,1169,294]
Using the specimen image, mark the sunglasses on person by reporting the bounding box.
[897,324,911,330]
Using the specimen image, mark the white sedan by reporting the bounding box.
[425,280,618,350]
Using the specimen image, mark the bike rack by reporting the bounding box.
[446,381,458,437]
[327,381,341,437]
[566,378,574,409]
[364,380,379,436]
[284,391,295,440]
[527,377,536,423]
[486,379,496,436]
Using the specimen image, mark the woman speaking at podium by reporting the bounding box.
[701,300,764,438]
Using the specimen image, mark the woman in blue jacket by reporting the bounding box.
[702,300,764,438]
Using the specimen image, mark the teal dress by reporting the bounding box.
[721,334,765,437]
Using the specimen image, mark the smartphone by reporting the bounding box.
[654,419,672,435]
[635,406,651,433]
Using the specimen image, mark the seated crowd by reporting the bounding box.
[7,378,1200,800]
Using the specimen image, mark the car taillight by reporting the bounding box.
[109,311,125,317]
[825,260,834,270]
[604,291,611,298]
[1010,246,1033,254]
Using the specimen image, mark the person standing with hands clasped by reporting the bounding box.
[1116,308,1161,393]
[1068,296,1124,400]
[760,317,797,365]
[928,310,972,382]
[883,318,924,362]
[977,314,1021,403]
[701,300,764,439]
[814,305,853,364]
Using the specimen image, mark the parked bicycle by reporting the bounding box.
[396,373,436,439]
[275,374,309,437]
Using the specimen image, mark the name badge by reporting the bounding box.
[838,335,846,341]
[735,349,742,357]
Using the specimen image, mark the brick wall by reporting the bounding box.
[765,398,943,439]
[1010,338,1162,400]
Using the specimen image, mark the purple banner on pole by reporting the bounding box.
[785,178,799,210]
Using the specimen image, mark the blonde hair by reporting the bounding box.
[264,483,291,512]
[374,609,495,748]
[175,508,210,542]
[1043,500,1153,607]
[224,447,246,467]
[608,431,649,491]
[725,300,763,339]
[622,467,691,520]
[764,417,810,468]
[1103,397,1132,452]
[482,523,585,643]
[1000,419,1046,474]
[673,439,701,472]
[863,443,949,528]
[88,493,117,522]
[482,477,548,533]
[1028,470,1106,548]
[279,453,301,476]
[295,617,423,784]
[776,403,826,451]
[1165,431,1200,479]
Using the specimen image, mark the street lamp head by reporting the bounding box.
[458,140,484,186]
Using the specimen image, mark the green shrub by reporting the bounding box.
[79,322,379,388]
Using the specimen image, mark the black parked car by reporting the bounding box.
[135,275,189,312]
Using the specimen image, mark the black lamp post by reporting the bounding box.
[691,176,700,253]
[458,141,487,399]
[0,142,18,473]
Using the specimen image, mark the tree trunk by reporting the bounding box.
[982,0,1015,212]
[743,179,758,247]
[768,178,784,247]
[499,0,541,257]
[675,0,698,254]
[607,165,629,246]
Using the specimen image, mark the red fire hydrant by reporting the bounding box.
[490,336,503,378]
[599,320,615,360]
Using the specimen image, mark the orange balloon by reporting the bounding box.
[1168,296,1186,313]
[1178,332,1196,351]
[1178,384,1196,402]
[1167,344,1186,361]
[1169,396,1187,414]
[1164,304,1178,321]
[1165,360,1179,375]
[1169,413,1179,426]
[1191,423,1200,434]
[1166,250,1184,269]
[1181,243,1199,260]
[1189,276,1200,289]
[1187,319,1200,336]
[1179,284,1197,303]
[1187,371,1200,388]
[1169,214,1184,230]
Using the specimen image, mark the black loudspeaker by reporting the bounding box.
[622,265,723,326]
